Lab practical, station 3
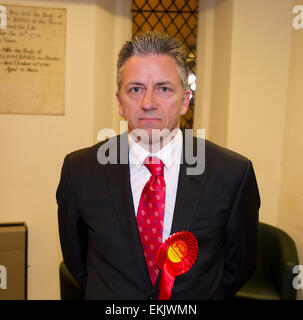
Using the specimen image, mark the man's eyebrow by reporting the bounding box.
[126,82,145,87]
[125,81,175,87]
[155,81,175,86]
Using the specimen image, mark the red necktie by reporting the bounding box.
[137,156,166,286]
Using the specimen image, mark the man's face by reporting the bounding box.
[116,54,190,145]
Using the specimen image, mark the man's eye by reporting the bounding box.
[157,86,172,95]
[130,87,141,93]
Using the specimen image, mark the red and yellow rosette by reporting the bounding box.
[157,231,198,300]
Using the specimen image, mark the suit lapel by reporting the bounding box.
[103,133,152,290]
[171,132,208,234]
[170,162,207,234]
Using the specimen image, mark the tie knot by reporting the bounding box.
[144,157,164,176]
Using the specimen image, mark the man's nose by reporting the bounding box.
[142,88,156,110]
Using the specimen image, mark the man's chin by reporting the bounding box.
[129,127,177,150]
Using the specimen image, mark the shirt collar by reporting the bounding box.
[128,129,183,170]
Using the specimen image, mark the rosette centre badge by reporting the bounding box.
[157,231,198,300]
[168,240,188,263]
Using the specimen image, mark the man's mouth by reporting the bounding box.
[138,117,162,121]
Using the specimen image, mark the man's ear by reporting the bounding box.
[116,92,124,118]
[180,89,191,116]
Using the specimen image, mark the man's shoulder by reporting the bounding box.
[66,134,125,163]
[196,138,253,178]
[204,139,250,165]
[183,130,250,167]
[66,141,103,164]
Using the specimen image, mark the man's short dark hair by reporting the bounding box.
[116,31,189,92]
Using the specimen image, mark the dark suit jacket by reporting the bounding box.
[56,132,260,300]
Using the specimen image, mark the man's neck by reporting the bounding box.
[129,129,180,153]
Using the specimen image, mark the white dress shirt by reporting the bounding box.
[128,129,183,242]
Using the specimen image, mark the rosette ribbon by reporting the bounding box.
[156,231,198,300]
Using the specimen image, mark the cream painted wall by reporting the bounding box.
[278,0,303,300]
[194,0,214,137]
[93,0,116,142]
[207,0,233,147]
[110,0,132,135]
[93,0,131,141]
[0,0,130,299]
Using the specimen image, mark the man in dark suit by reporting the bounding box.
[57,31,260,300]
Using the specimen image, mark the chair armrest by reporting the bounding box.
[59,261,84,300]
[274,228,299,300]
